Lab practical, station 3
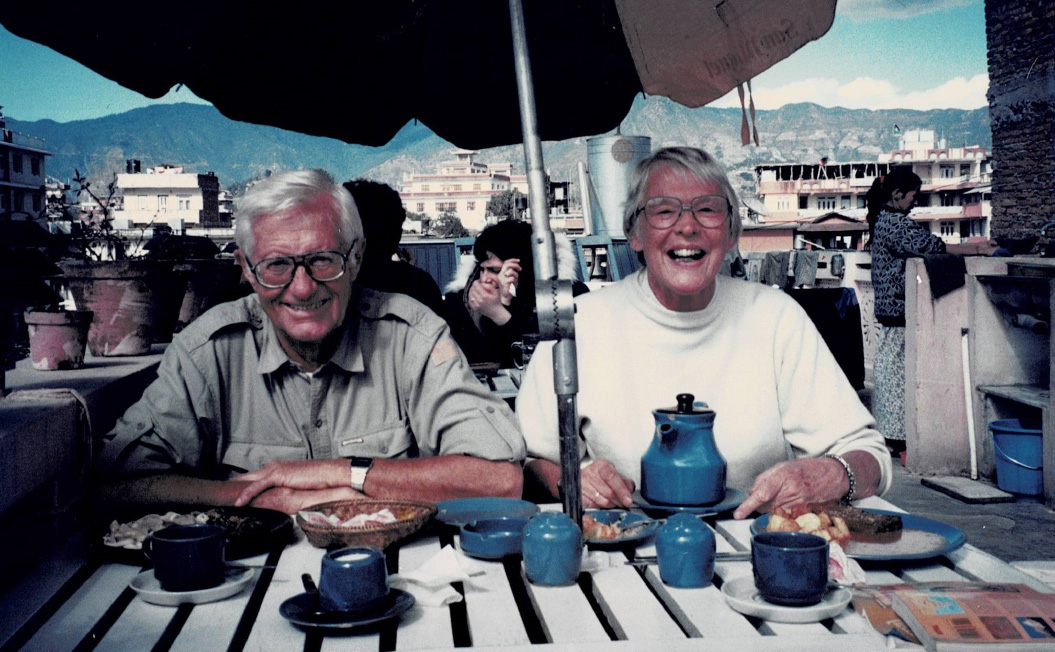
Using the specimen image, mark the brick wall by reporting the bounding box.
[985,0,1055,242]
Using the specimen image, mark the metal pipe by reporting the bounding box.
[577,162,593,237]
[508,0,556,282]
[508,0,581,525]
[961,328,979,479]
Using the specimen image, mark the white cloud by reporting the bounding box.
[836,0,976,21]
[710,74,989,110]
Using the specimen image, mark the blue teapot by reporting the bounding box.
[640,393,726,506]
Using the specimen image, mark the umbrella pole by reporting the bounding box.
[508,0,582,527]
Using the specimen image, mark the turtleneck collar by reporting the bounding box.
[627,268,729,331]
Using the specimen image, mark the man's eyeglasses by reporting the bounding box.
[246,243,356,289]
[637,195,730,230]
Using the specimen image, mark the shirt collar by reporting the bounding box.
[253,290,366,375]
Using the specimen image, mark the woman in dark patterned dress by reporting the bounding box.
[867,168,945,452]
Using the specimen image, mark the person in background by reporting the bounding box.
[442,219,586,368]
[344,179,444,315]
[516,146,891,517]
[866,167,996,453]
[96,169,524,515]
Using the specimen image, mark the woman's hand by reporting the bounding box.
[496,258,521,305]
[580,459,635,509]
[468,279,512,324]
[732,457,850,519]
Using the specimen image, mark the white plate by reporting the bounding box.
[130,567,255,606]
[720,576,851,624]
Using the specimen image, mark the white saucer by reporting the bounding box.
[720,576,851,623]
[130,567,255,606]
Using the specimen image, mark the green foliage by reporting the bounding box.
[429,212,470,238]
[486,189,524,221]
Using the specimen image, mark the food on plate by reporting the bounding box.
[765,505,851,545]
[103,511,208,549]
[297,508,399,528]
[582,514,625,540]
[824,504,903,538]
[765,503,904,545]
[102,508,273,549]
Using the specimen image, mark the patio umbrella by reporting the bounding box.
[1,0,837,521]
[0,0,835,150]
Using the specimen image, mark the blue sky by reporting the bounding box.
[1,0,987,123]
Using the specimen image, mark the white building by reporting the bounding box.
[754,129,991,246]
[112,162,225,229]
[399,150,529,232]
[0,114,49,224]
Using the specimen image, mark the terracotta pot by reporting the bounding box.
[59,260,177,356]
[24,309,94,370]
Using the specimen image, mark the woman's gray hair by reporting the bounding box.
[234,169,362,260]
[621,146,742,245]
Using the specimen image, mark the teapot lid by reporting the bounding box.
[655,393,714,415]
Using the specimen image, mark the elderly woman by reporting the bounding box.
[517,147,891,518]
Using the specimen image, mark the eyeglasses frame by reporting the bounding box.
[245,242,358,289]
[636,194,731,230]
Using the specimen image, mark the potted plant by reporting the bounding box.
[0,222,91,375]
[140,228,248,336]
[52,170,181,357]
[23,305,94,371]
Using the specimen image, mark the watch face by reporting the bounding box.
[350,457,373,468]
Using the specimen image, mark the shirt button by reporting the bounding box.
[315,419,323,427]
[136,422,145,429]
[380,444,388,454]
[486,407,495,413]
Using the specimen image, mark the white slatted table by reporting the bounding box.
[2,496,1049,652]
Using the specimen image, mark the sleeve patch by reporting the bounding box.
[430,337,460,366]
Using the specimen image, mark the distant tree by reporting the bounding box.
[431,212,470,238]
[486,189,524,222]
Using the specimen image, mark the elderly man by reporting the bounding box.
[97,170,525,514]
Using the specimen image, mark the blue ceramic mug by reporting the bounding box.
[751,532,829,606]
[656,513,716,588]
[144,523,226,592]
[318,546,390,613]
[522,512,582,586]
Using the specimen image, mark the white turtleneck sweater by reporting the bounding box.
[517,269,892,495]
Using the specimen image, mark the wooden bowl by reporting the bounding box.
[297,499,437,550]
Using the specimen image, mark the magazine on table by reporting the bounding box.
[890,584,1055,651]
[849,582,1042,645]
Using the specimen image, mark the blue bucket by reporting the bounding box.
[989,419,1043,498]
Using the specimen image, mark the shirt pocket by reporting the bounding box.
[336,419,414,458]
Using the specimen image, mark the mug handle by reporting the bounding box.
[143,537,153,561]
[511,342,525,370]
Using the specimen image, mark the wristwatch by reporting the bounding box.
[349,456,374,492]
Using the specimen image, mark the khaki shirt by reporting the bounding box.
[100,287,525,478]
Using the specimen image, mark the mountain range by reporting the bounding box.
[6,99,991,202]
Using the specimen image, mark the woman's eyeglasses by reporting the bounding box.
[637,195,730,229]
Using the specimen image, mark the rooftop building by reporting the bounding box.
[0,113,50,225]
[112,161,226,230]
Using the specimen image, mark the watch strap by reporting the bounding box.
[349,456,373,492]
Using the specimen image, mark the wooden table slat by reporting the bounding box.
[587,560,687,641]
[390,538,454,651]
[20,563,140,652]
[520,566,611,644]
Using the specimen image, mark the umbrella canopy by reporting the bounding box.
[1,0,835,149]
